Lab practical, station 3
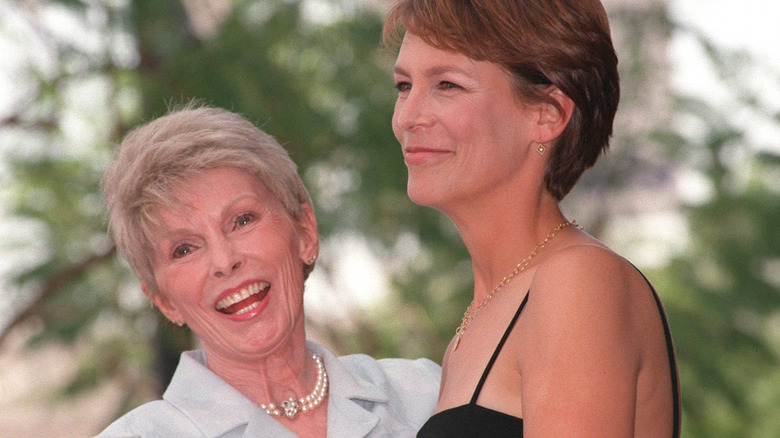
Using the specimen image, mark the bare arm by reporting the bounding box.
[520,245,643,437]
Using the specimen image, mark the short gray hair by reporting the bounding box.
[102,103,314,295]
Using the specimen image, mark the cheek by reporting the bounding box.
[153,261,203,298]
[152,268,181,300]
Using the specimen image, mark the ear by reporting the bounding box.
[296,203,319,262]
[142,283,185,325]
[533,85,575,144]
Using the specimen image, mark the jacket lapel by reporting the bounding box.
[309,342,388,438]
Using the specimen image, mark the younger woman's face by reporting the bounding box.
[392,33,540,214]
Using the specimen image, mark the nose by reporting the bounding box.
[211,237,243,278]
[393,87,433,133]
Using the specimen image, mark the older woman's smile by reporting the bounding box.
[215,281,270,316]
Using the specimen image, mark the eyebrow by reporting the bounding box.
[393,64,471,78]
[155,193,264,237]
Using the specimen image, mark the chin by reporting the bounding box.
[407,185,444,211]
[407,182,432,206]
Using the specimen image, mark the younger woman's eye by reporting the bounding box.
[395,81,411,92]
[439,81,461,90]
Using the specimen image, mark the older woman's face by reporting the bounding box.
[392,34,540,212]
[143,167,317,362]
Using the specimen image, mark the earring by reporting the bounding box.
[536,143,546,155]
[307,255,317,264]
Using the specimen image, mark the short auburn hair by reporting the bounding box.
[383,0,620,200]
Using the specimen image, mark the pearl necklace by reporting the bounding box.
[452,220,577,351]
[260,353,328,419]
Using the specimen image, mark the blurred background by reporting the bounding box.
[0,0,778,436]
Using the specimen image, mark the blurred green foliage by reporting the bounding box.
[0,0,778,435]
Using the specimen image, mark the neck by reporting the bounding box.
[443,181,565,301]
[203,320,317,409]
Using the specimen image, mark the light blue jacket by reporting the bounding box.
[95,341,441,437]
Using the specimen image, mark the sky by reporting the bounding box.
[672,0,780,69]
[670,0,780,153]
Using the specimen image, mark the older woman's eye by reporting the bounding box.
[234,213,255,230]
[172,244,193,259]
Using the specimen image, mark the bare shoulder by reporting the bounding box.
[516,242,671,436]
[531,243,648,309]
[522,242,653,360]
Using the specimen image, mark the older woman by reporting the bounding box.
[96,104,440,438]
[383,1,680,437]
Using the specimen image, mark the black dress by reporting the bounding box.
[418,275,680,438]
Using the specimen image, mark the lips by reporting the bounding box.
[403,146,452,166]
[215,281,269,316]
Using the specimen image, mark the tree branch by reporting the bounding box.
[0,245,117,347]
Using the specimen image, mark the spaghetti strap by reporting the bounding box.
[470,291,531,405]
[632,267,681,438]
[419,266,679,438]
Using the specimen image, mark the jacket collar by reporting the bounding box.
[163,349,256,437]
[308,341,387,437]
[162,342,389,437]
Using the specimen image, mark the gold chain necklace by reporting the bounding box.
[452,220,578,351]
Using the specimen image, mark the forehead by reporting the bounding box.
[394,33,513,83]
[180,167,262,197]
[151,167,280,228]
[395,33,474,68]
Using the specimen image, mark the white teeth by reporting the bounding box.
[233,301,261,315]
[215,282,267,311]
